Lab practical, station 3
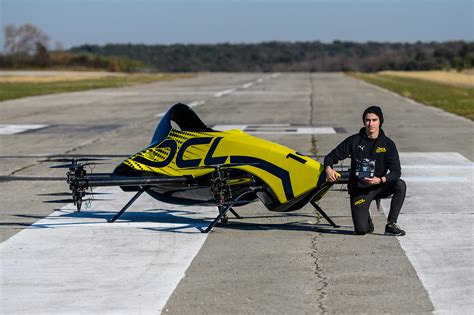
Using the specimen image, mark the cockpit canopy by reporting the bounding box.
[150,103,213,146]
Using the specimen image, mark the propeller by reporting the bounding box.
[49,162,108,169]
[39,157,111,163]
[43,198,111,204]
[38,192,111,197]
[0,176,65,182]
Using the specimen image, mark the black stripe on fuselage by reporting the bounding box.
[286,153,307,164]
[230,156,294,201]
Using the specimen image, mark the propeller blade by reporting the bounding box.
[49,163,78,169]
[49,162,108,168]
[38,192,112,197]
[43,199,77,204]
[0,176,65,182]
[43,198,112,204]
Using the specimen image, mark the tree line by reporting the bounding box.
[2,24,473,72]
[70,41,473,72]
[1,23,143,72]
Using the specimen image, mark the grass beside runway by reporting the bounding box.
[0,73,195,102]
[346,71,474,121]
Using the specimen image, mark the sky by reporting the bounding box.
[0,0,472,50]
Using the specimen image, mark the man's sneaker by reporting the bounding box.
[368,216,374,234]
[385,222,405,236]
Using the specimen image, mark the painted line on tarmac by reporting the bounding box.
[0,187,217,314]
[154,73,280,118]
[381,152,474,314]
[213,89,235,98]
[401,176,469,182]
[0,124,49,135]
[236,73,280,92]
[232,91,307,96]
[85,91,227,96]
[403,165,474,169]
[188,100,206,107]
[212,124,337,135]
[154,100,206,118]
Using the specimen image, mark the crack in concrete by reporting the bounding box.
[311,210,329,314]
[309,73,327,313]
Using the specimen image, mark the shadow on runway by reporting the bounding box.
[14,207,361,236]
[213,221,356,235]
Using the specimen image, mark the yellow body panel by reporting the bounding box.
[124,129,324,204]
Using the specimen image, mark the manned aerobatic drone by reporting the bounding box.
[5,103,348,233]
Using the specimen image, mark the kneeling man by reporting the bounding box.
[324,106,406,236]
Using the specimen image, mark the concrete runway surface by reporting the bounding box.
[1,72,473,314]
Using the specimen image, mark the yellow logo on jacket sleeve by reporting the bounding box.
[354,198,366,206]
[376,147,387,153]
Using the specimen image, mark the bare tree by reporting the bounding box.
[54,41,64,51]
[4,23,50,55]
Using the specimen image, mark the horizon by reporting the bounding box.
[1,0,472,51]
[70,39,472,48]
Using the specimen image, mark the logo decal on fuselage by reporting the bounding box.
[133,136,228,169]
[130,135,295,201]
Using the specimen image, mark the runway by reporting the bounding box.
[1,72,472,313]
[382,152,474,313]
[1,187,216,314]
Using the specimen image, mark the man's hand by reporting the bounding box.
[325,166,340,182]
[363,177,382,185]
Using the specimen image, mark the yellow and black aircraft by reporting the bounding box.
[5,103,348,233]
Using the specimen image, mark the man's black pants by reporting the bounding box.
[350,179,406,234]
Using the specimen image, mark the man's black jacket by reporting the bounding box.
[324,128,401,193]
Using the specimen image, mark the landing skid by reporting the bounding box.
[105,189,338,232]
[199,190,254,233]
[107,188,146,223]
[310,200,340,228]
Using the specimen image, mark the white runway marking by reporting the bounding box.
[155,100,206,117]
[212,124,336,134]
[213,89,235,98]
[232,91,307,96]
[153,73,280,118]
[0,124,49,135]
[401,176,469,182]
[0,187,217,314]
[403,165,474,169]
[382,152,474,314]
[188,100,206,107]
[83,91,228,96]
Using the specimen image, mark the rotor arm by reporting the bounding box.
[71,175,191,189]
